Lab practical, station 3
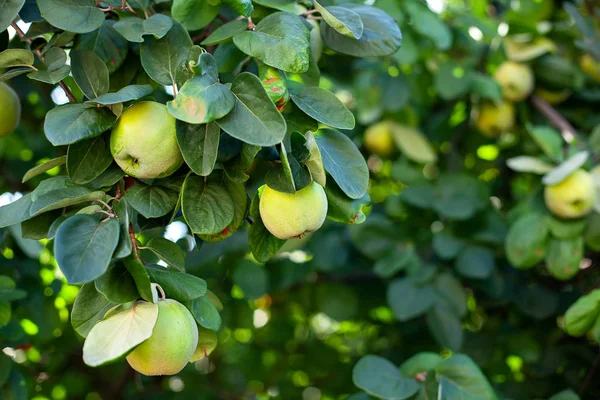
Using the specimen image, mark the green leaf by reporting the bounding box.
[216,72,287,146]
[71,283,115,338]
[546,216,587,239]
[233,260,268,300]
[399,352,443,378]
[505,214,548,269]
[549,390,580,400]
[86,85,153,105]
[82,301,158,367]
[404,2,451,50]
[0,49,34,69]
[315,129,369,199]
[585,212,600,251]
[471,72,503,101]
[542,151,588,185]
[248,190,286,262]
[389,124,437,164]
[54,215,120,284]
[433,231,465,260]
[514,284,558,320]
[314,0,363,39]
[22,156,66,183]
[27,65,71,84]
[352,355,420,400]
[44,104,117,146]
[189,295,221,330]
[223,0,253,17]
[387,278,436,321]
[506,156,554,174]
[325,179,370,224]
[0,67,31,82]
[433,174,489,220]
[0,0,25,32]
[455,245,495,279]
[43,47,67,71]
[144,238,185,270]
[0,277,27,302]
[181,174,234,235]
[528,125,563,162]
[201,19,248,46]
[125,182,178,218]
[37,0,104,33]
[29,177,105,215]
[233,12,310,73]
[167,74,235,124]
[435,61,474,100]
[147,265,207,301]
[290,86,355,130]
[434,273,467,317]
[140,20,192,86]
[95,264,139,304]
[70,50,110,100]
[564,290,600,337]
[77,20,129,74]
[176,121,220,176]
[426,305,463,351]
[89,165,125,189]
[321,4,402,57]
[304,131,326,186]
[0,194,33,229]
[66,135,113,184]
[172,0,219,31]
[114,14,173,43]
[545,237,583,281]
[435,355,497,399]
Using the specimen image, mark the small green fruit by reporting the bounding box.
[0,83,21,137]
[475,101,515,137]
[126,299,198,376]
[189,326,218,362]
[364,121,395,157]
[259,182,328,239]
[544,169,595,219]
[110,101,183,178]
[494,61,534,102]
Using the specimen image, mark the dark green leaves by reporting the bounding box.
[0,49,34,69]
[37,0,104,33]
[22,156,66,183]
[223,0,253,17]
[167,75,235,124]
[144,238,185,270]
[172,0,219,31]
[321,4,402,57]
[432,174,489,220]
[216,73,287,146]
[66,135,113,184]
[140,20,192,86]
[70,50,109,100]
[147,266,206,301]
[455,245,495,279]
[315,129,368,199]
[44,104,117,146]
[564,290,600,337]
[86,85,153,105]
[201,20,248,46]
[95,264,139,304]
[233,12,310,73]
[435,355,497,399]
[181,174,234,235]
[125,182,179,219]
[0,0,26,32]
[114,14,173,43]
[387,277,436,321]
[189,295,221,330]
[505,214,548,268]
[71,283,115,338]
[0,194,33,229]
[54,215,120,284]
[352,355,419,400]
[314,0,363,39]
[291,87,355,130]
[176,121,220,176]
[248,190,286,262]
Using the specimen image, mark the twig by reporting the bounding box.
[531,95,578,145]
[301,9,320,17]
[10,21,77,103]
[579,349,600,396]
[129,223,142,262]
[247,17,256,30]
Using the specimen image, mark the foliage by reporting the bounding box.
[0,0,600,399]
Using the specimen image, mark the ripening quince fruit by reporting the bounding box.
[0,83,21,137]
[189,326,218,362]
[494,61,534,102]
[364,121,395,157]
[475,101,515,137]
[126,298,198,376]
[259,182,328,239]
[580,54,600,84]
[544,169,595,219]
[110,101,183,179]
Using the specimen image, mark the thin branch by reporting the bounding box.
[129,223,142,262]
[579,349,600,396]
[531,95,579,145]
[11,21,77,103]
[247,17,256,30]
[301,9,320,17]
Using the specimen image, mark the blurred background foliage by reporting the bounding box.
[2,0,600,399]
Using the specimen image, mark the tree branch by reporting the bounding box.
[10,20,77,103]
[531,95,578,145]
